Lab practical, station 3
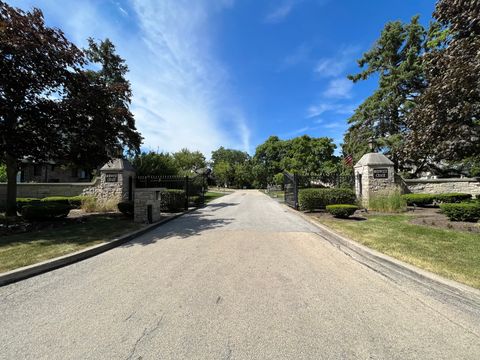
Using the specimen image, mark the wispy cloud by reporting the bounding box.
[278,43,311,70]
[16,0,250,156]
[314,45,359,78]
[307,102,356,118]
[264,0,298,23]
[323,78,353,99]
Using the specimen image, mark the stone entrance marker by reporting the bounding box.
[354,153,396,207]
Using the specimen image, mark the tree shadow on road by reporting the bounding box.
[123,206,235,246]
[204,202,238,211]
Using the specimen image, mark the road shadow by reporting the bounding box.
[123,205,235,246]
[205,202,238,211]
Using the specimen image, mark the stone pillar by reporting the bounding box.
[354,153,396,207]
[134,188,165,223]
[82,158,136,204]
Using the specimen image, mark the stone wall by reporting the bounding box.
[403,178,480,196]
[82,171,134,204]
[134,188,165,223]
[0,179,99,207]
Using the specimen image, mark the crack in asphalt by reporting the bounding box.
[126,314,164,360]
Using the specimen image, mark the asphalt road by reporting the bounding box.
[1,190,479,359]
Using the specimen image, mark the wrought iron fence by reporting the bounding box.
[283,171,354,210]
[135,174,207,210]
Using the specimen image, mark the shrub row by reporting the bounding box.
[298,188,356,211]
[16,196,91,211]
[326,204,359,218]
[440,203,480,222]
[20,203,71,221]
[401,193,472,206]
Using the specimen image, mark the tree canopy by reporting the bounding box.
[0,3,141,215]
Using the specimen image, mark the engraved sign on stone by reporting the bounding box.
[105,173,119,182]
[373,168,388,179]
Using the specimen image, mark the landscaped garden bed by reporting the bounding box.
[308,208,480,289]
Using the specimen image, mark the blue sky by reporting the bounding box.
[15,0,436,157]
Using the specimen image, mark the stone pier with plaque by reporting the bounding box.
[354,153,396,207]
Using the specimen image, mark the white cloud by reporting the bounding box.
[314,45,359,78]
[323,78,353,99]
[264,0,297,23]
[15,0,250,157]
[307,102,356,118]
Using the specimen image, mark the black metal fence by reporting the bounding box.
[283,171,354,210]
[135,174,207,210]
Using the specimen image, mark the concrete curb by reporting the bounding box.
[0,208,197,287]
[280,202,480,306]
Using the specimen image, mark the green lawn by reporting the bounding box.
[315,214,480,289]
[204,191,226,203]
[0,215,142,273]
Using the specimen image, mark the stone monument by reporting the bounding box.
[354,152,396,207]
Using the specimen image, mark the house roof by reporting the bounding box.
[100,158,135,171]
[354,153,394,167]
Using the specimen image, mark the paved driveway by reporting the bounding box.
[1,190,479,359]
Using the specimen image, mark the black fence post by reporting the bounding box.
[184,176,189,211]
[293,173,299,210]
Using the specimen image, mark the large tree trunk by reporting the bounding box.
[5,154,18,217]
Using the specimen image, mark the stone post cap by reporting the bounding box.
[354,152,394,167]
[100,158,135,172]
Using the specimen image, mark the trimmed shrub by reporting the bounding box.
[401,194,435,206]
[160,189,186,212]
[41,195,91,208]
[298,188,356,211]
[435,193,472,203]
[440,203,480,222]
[16,198,41,211]
[326,204,359,218]
[117,201,134,217]
[369,191,407,213]
[20,203,71,221]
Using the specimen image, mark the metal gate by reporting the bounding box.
[284,172,298,209]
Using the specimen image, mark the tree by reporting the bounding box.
[211,147,250,188]
[253,135,338,184]
[173,148,206,175]
[0,3,142,216]
[132,152,178,176]
[403,0,480,166]
[0,3,84,216]
[62,38,142,171]
[345,16,427,170]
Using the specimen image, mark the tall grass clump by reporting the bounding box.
[368,191,407,213]
[81,197,118,213]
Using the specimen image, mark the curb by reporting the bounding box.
[0,208,198,287]
[280,202,480,306]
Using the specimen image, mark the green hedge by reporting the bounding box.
[326,204,359,218]
[20,203,71,221]
[298,188,356,211]
[401,194,436,206]
[401,193,472,206]
[440,203,480,222]
[16,198,41,211]
[117,201,134,217]
[435,193,472,203]
[160,189,186,212]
